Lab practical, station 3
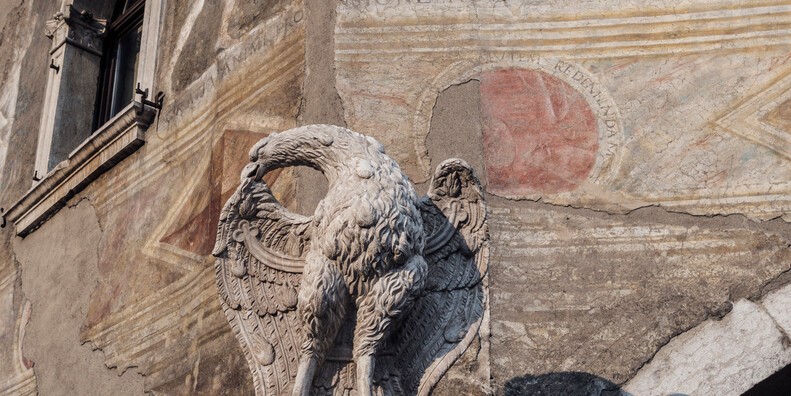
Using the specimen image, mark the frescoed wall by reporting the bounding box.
[2,0,791,395]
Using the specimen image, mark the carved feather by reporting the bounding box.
[213,177,311,395]
[395,159,489,396]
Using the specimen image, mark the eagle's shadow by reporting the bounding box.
[504,372,633,396]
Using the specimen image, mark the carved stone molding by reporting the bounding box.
[35,4,107,179]
[213,125,489,395]
[5,102,155,237]
[29,0,164,208]
[44,5,105,57]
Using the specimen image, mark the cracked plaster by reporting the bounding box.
[1,0,791,395]
[15,200,146,395]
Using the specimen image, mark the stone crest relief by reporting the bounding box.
[213,125,489,395]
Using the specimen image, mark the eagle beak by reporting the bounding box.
[242,163,259,181]
[241,162,271,181]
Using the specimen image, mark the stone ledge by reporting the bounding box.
[623,299,791,396]
[4,102,155,237]
[762,283,791,336]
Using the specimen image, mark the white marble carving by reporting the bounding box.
[213,125,489,395]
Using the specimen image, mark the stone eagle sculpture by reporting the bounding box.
[213,125,489,395]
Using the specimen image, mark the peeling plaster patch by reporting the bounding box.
[624,299,791,396]
[425,79,487,189]
[225,0,292,40]
[164,0,206,94]
[300,0,345,127]
[14,200,145,395]
[423,80,492,395]
[171,0,225,94]
[294,0,345,216]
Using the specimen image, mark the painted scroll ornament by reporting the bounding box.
[213,125,489,395]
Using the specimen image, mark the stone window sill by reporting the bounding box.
[5,102,155,236]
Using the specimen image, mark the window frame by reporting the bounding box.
[95,0,146,128]
[3,0,164,237]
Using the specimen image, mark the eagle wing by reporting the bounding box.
[394,159,490,395]
[212,177,310,395]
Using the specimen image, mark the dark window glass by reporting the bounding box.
[95,0,145,128]
[109,24,142,116]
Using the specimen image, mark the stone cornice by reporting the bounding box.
[5,102,155,237]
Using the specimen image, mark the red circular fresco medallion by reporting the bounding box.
[480,68,598,195]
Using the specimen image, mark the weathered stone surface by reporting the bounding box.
[488,201,791,386]
[763,282,791,336]
[624,300,791,396]
[15,200,146,395]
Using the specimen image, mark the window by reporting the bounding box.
[96,0,145,127]
[3,0,163,236]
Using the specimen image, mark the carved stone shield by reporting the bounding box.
[212,125,489,395]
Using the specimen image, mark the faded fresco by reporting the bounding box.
[333,3,791,392]
[2,0,305,394]
[1,0,791,395]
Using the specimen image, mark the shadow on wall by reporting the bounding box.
[503,372,689,396]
